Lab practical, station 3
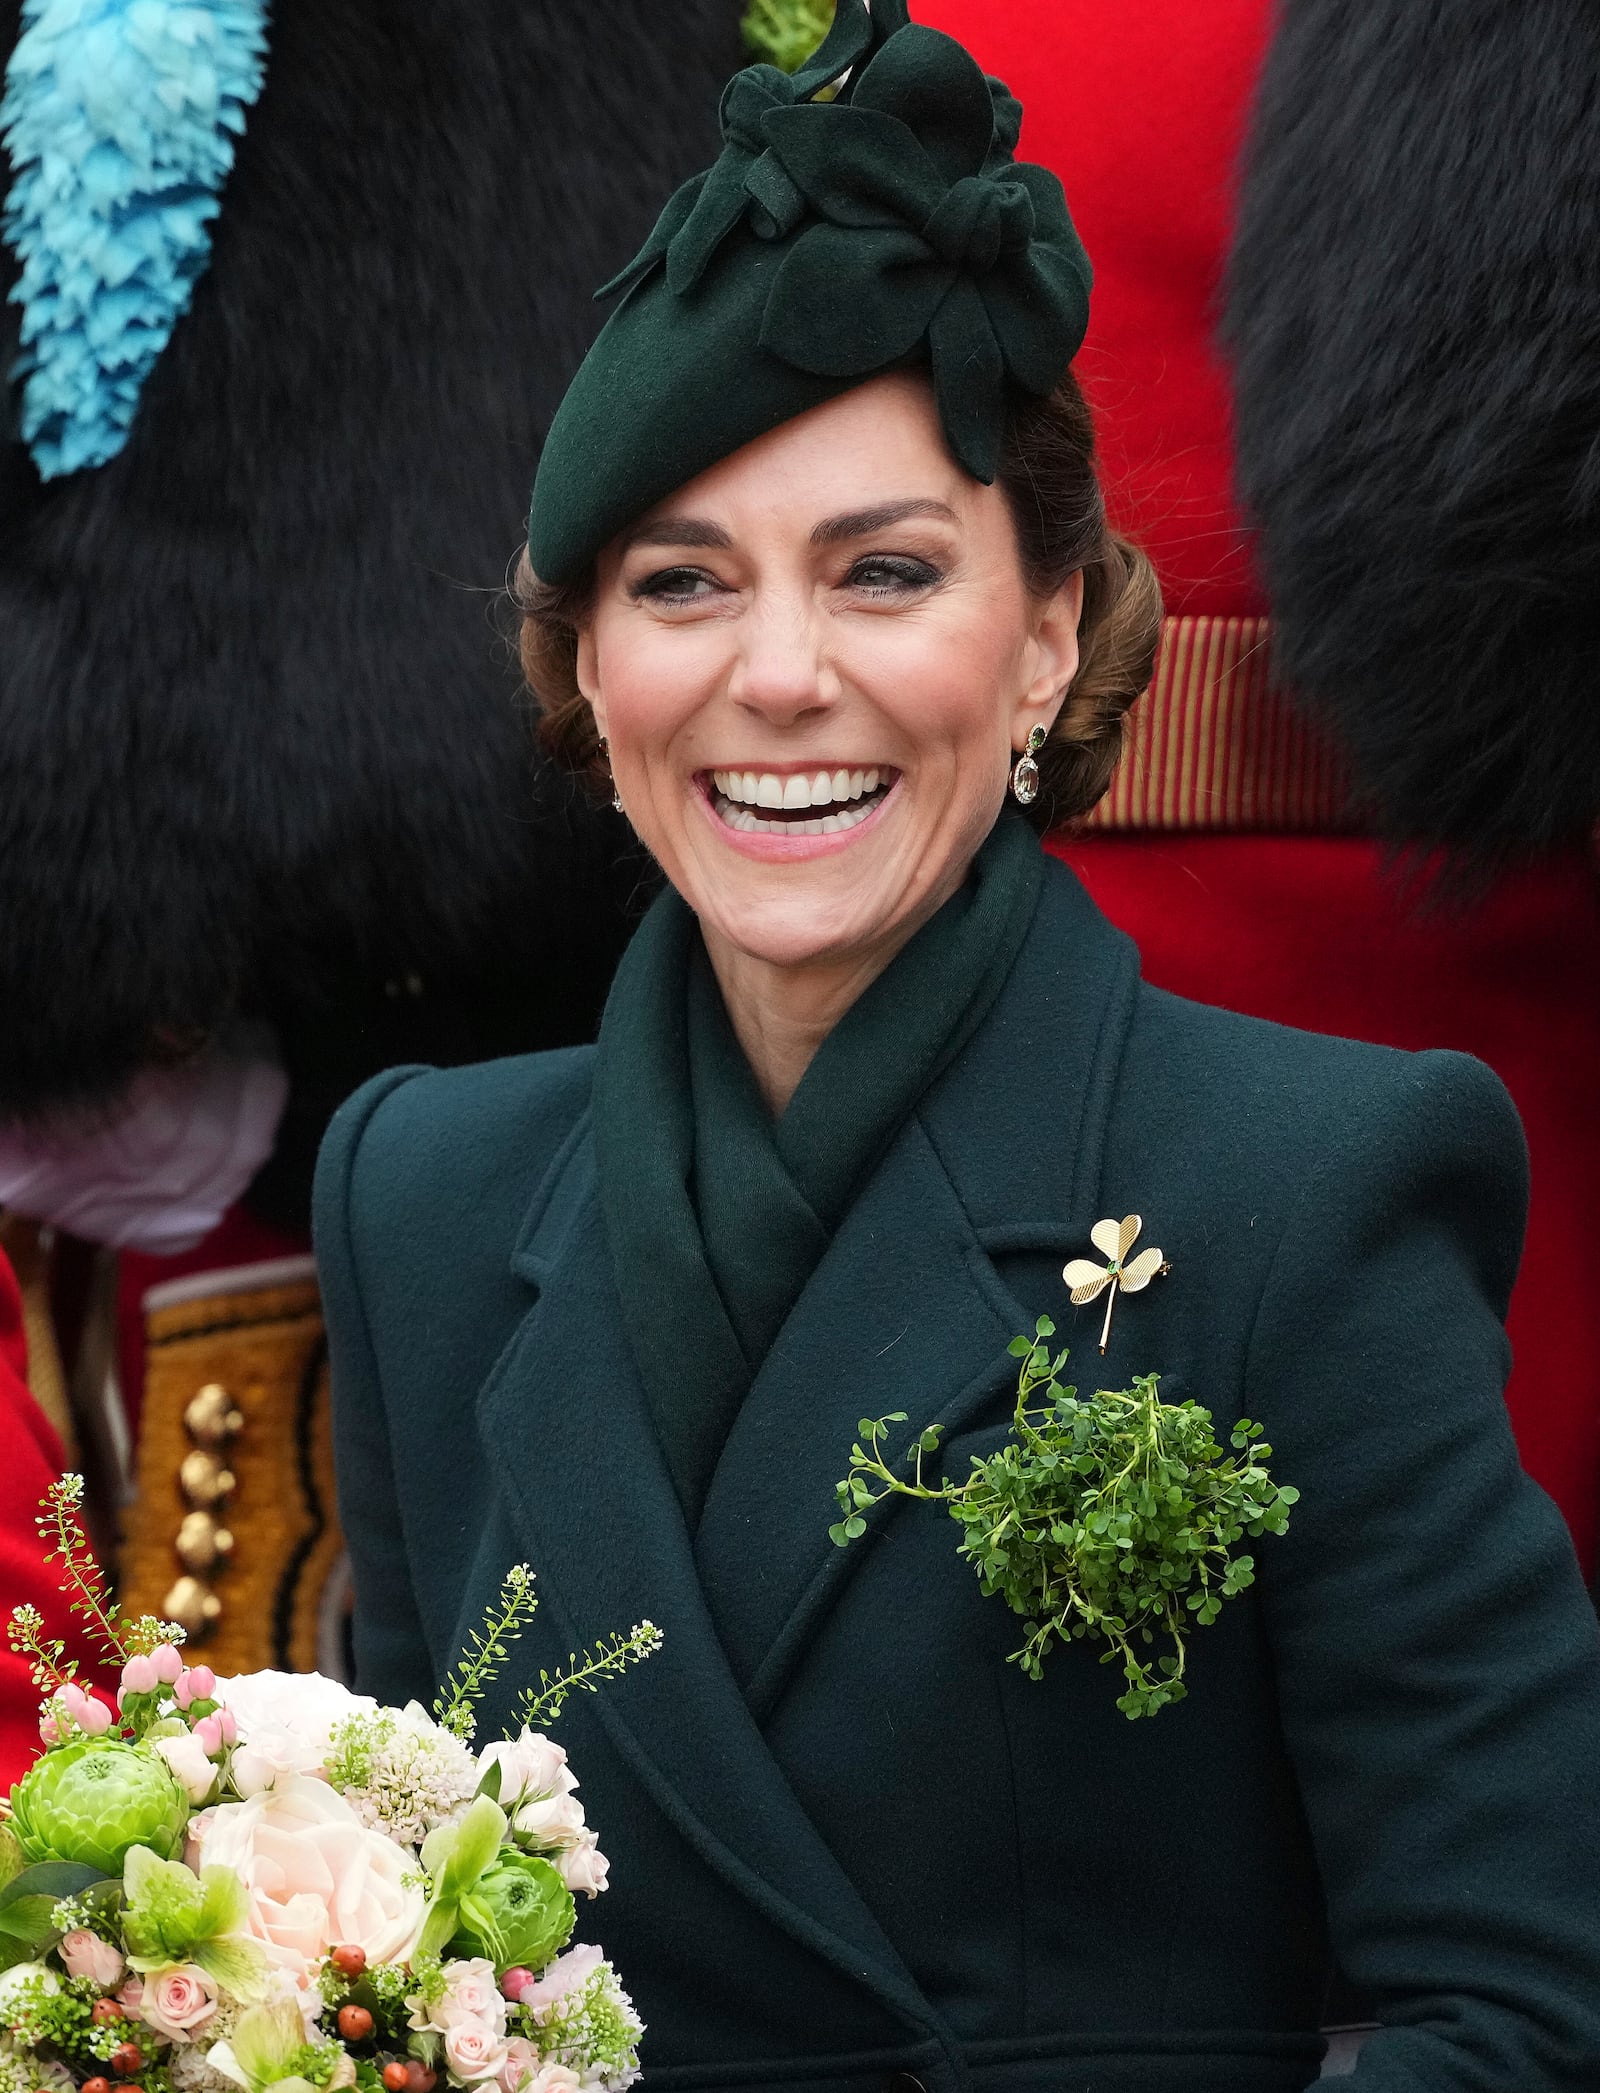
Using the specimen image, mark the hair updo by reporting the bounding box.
[514,368,1162,832]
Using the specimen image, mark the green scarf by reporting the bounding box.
[592,811,1044,1523]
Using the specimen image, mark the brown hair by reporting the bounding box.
[514,369,1162,831]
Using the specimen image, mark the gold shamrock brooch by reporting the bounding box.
[1064,1214,1171,1352]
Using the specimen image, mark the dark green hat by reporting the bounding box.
[525,0,1092,585]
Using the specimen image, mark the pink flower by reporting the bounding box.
[48,1683,114,1738]
[39,1711,59,1746]
[192,1774,425,1994]
[149,1644,184,1686]
[57,1932,124,1988]
[140,1965,218,2042]
[410,1959,507,2041]
[153,1729,218,1804]
[117,1976,145,2018]
[515,1944,601,2018]
[555,1834,609,1900]
[476,1732,576,1814]
[191,1715,224,1755]
[497,2038,541,2093]
[527,2071,581,2093]
[174,1665,216,1710]
[508,1793,586,1852]
[442,2023,508,2084]
[120,1654,157,1699]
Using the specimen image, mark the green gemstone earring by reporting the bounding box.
[1011,723,1048,806]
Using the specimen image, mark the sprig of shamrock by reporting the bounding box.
[830,1317,1298,1719]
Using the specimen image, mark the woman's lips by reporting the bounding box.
[695,766,900,859]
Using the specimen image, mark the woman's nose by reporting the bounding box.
[727,593,838,723]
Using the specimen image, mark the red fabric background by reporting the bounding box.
[0,1249,74,1787]
[923,0,1600,1574]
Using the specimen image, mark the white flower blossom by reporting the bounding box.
[323,1702,479,1848]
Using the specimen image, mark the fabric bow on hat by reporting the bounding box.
[604,17,1090,485]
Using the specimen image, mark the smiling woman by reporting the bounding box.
[316,3,1600,2088]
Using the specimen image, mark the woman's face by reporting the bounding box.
[578,373,1081,977]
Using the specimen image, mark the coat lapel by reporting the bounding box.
[476,1113,946,2051]
[697,859,1142,1716]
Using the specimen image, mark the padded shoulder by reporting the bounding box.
[1117,980,1529,1313]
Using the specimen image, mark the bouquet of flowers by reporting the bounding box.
[1,1481,661,2093]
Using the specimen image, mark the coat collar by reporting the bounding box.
[479,856,1139,2047]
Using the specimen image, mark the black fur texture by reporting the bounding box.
[0,0,737,1156]
[1227,0,1600,864]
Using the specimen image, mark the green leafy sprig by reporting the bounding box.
[740,0,834,71]
[11,1476,183,1684]
[432,1565,540,1743]
[831,1317,1298,1719]
[515,1623,663,1732]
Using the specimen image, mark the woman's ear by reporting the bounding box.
[1014,570,1084,742]
[575,623,605,741]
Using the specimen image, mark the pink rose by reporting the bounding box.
[555,1834,609,1900]
[140,1965,218,2042]
[442,2023,508,2084]
[153,1729,218,1804]
[476,1732,575,1813]
[193,1774,425,1993]
[57,1932,124,1988]
[117,1976,145,2018]
[411,1959,507,2040]
[527,2071,581,2093]
[498,2038,540,2093]
[508,1793,586,1853]
[515,1944,601,2018]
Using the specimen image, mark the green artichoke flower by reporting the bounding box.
[10,1739,188,1873]
[451,1852,574,1975]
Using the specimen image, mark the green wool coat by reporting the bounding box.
[315,858,1600,2093]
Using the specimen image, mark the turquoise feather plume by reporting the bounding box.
[1,0,270,478]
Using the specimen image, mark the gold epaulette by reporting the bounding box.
[119,1259,347,1677]
[1085,615,1358,833]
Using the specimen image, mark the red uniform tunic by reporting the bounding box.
[0,1249,72,1786]
[921,0,1600,1575]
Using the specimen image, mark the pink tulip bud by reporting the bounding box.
[215,1707,237,1745]
[192,1715,224,1755]
[500,1969,535,2002]
[78,1696,114,1736]
[38,1711,60,1746]
[149,1644,183,1685]
[119,1653,157,1697]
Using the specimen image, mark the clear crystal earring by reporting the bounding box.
[1011,723,1047,806]
[597,735,624,815]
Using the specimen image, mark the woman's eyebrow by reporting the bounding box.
[620,515,732,551]
[811,497,959,545]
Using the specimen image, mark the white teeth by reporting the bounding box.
[756,774,784,809]
[781,774,811,811]
[832,768,851,801]
[811,770,833,805]
[709,767,894,810]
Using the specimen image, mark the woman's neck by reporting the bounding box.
[701,924,919,1117]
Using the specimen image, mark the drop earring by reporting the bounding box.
[597,735,624,815]
[1011,723,1047,806]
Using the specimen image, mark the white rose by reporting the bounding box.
[0,1962,57,2013]
[154,1728,219,1804]
[210,1670,376,1793]
[193,1773,425,1995]
[527,2070,581,2093]
[442,2023,508,2084]
[476,1731,576,1813]
[509,1791,587,1852]
[555,1833,609,1900]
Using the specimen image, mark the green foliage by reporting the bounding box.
[417,1796,508,1961]
[0,1862,108,1958]
[832,1317,1299,1718]
[449,1852,573,1977]
[513,1622,663,1733]
[122,1846,267,1998]
[432,1566,539,1744]
[740,0,834,71]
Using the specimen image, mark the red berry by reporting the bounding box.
[330,1944,367,1979]
[109,2045,143,2077]
[82,2076,112,2093]
[91,2001,123,2025]
[382,2067,410,2091]
[336,2005,374,2043]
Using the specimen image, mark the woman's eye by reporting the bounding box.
[629,566,722,604]
[844,554,942,596]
